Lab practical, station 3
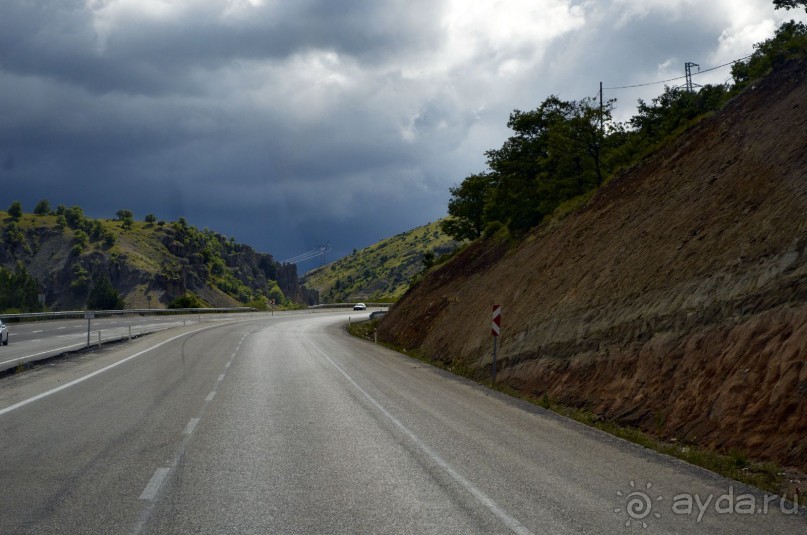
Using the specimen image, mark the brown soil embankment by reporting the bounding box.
[379,58,807,473]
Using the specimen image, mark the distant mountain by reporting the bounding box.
[0,207,317,311]
[302,220,460,303]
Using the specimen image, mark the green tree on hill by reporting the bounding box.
[0,264,42,313]
[64,206,86,229]
[116,209,134,220]
[266,281,286,306]
[8,201,22,221]
[422,251,435,270]
[773,0,807,12]
[116,209,135,229]
[446,96,611,237]
[34,199,51,215]
[441,173,491,241]
[168,292,206,309]
[442,17,807,243]
[731,21,807,90]
[86,275,124,310]
[3,222,27,252]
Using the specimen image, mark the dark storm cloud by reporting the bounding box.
[1,1,443,96]
[1,0,804,263]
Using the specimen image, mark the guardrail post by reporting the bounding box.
[85,311,95,348]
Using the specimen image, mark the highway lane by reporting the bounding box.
[0,312,804,534]
[0,312,267,373]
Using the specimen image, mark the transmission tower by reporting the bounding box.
[684,62,701,92]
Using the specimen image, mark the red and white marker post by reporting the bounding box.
[491,304,501,383]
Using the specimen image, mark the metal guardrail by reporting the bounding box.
[0,309,262,373]
[0,318,225,373]
[0,307,257,323]
[307,303,393,310]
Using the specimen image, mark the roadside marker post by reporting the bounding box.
[84,311,95,348]
[491,305,501,383]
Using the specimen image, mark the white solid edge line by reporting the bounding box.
[0,325,216,418]
[0,342,87,367]
[308,341,533,535]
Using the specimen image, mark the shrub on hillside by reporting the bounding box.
[86,275,124,310]
[168,292,206,309]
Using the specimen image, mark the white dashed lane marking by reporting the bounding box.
[183,418,200,435]
[136,331,252,512]
[139,468,170,501]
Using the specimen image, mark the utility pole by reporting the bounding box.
[599,81,604,136]
[595,82,605,187]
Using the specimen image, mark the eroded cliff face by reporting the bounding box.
[277,264,319,306]
[379,59,807,472]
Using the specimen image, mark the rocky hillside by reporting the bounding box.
[379,58,807,474]
[0,209,317,310]
[303,220,459,303]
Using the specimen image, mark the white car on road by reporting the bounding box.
[353,303,367,311]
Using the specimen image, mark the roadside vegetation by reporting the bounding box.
[0,203,291,312]
[441,16,807,243]
[0,264,43,313]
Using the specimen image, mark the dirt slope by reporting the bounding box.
[379,58,807,473]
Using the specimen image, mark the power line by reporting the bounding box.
[603,54,754,90]
[280,244,332,265]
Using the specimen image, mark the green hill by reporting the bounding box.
[0,204,317,311]
[302,220,460,303]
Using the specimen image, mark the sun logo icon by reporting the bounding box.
[615,480,663,528]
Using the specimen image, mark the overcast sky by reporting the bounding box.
[1,1,804,266]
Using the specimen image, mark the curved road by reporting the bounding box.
[0,312,803,534]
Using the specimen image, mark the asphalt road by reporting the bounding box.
[0,311,804,534]
[0,312,268,372]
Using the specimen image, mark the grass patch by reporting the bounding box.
[544,403,783,494]
[347,324,788,496]
[348,319,382,345]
